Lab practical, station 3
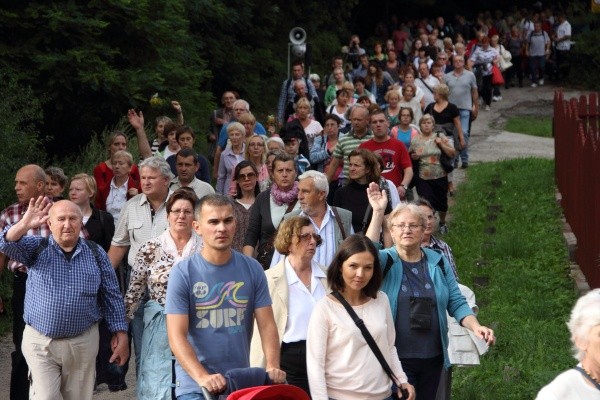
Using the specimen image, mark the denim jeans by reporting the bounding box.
[458,108,471,165]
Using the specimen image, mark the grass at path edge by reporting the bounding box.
[447,158,576,399]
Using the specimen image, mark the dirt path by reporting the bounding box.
[0,84,585,400]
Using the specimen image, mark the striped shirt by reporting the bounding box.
[332,129,374,179]
[0,230,128,338]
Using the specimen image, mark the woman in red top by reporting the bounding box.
[93,131,140,193]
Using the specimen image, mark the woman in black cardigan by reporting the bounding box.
[242,153,300,269]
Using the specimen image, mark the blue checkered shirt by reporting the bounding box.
[0,226,128,338]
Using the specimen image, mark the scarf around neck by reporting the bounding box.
[270,181,299,206]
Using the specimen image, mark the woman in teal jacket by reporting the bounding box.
[364,182,495,400]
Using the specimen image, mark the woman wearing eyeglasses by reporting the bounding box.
[250,216,327,397]
[364,184,495,400]
[124,188,203,400]
[231,161,260,252]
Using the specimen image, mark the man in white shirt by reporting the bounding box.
[553,12,572,80]
[107,156,173,377]
[270,171,353,268]
[416,62,441,108]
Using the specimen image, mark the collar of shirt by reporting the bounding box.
[284,257,326,288]
[138,191,171,207]
[299,205,339,266]
[110,177,129,190]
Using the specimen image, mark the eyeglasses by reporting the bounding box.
[237,172,256,180]
[298,233,323,246]
[170,209,194,217]
[391,224,422,232]
[248,142,263,147]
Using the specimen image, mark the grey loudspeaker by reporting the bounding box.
[289,27,306,45]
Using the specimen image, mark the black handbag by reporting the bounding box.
[437,133,455,173]
[331,291,410,399]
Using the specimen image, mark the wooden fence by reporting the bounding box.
[553,90,600,288]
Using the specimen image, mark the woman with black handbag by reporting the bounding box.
[409,114,455,234]
[306,234,415,400]
[423,84,466,197]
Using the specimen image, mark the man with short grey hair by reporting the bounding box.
[270,171,353,268]
[108,155,173,376]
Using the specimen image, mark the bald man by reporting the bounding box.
[0,198,128,400]
[0,164,49,400]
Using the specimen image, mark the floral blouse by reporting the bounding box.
[125,229,203,319]
[409,132,451,180]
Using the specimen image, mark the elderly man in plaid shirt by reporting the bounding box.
[0,196,128,400]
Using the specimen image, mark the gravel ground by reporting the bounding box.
[0,83,584,400]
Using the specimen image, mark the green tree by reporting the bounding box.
[0,1,213,157]
[186,0,358,117]
[0,72,47,208]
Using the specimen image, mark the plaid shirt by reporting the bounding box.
[0,228,128,338]
[277,77,317,124]
[424,235,459,279]
[0,202,51,272]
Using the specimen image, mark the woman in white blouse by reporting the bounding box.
[307,235,415,400]
[249,216,327,396]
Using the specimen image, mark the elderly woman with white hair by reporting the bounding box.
[536,289,600,399]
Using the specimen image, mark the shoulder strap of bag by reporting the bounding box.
[361,205,372,234]
[573,366,600,391]
[285,199,297,214]
[383,252,395,279]
[83,239,103,270]
[331,291,398,385]
[331,207,347,240]
[419,77,435,94]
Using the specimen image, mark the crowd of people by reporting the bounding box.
[0,7,589,400]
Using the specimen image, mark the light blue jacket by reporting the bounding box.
[138,300,173,400]
[378,246,474,369]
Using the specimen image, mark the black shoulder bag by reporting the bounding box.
[331,291,409,399]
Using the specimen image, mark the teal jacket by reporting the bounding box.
[378,246,474,369]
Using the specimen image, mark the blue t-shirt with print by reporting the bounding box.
[165,250,272,397]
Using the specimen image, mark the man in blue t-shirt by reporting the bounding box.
[166,194,286,399]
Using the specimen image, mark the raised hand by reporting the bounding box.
[127,109,145,131]
[366,182,388,213]
[171,100,182,114]
[22,196,51,230]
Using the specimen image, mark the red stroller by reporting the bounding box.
[203,384,310,400]
[200,368,310,400]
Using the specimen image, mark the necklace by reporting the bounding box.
[582,365,600,385]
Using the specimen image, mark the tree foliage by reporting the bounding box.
[0,0,212,157]
[0,0,357,159]
[0,72,47,208]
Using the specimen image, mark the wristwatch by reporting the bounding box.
[401,184,408,191]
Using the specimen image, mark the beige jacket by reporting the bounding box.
[249,258,328,367]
